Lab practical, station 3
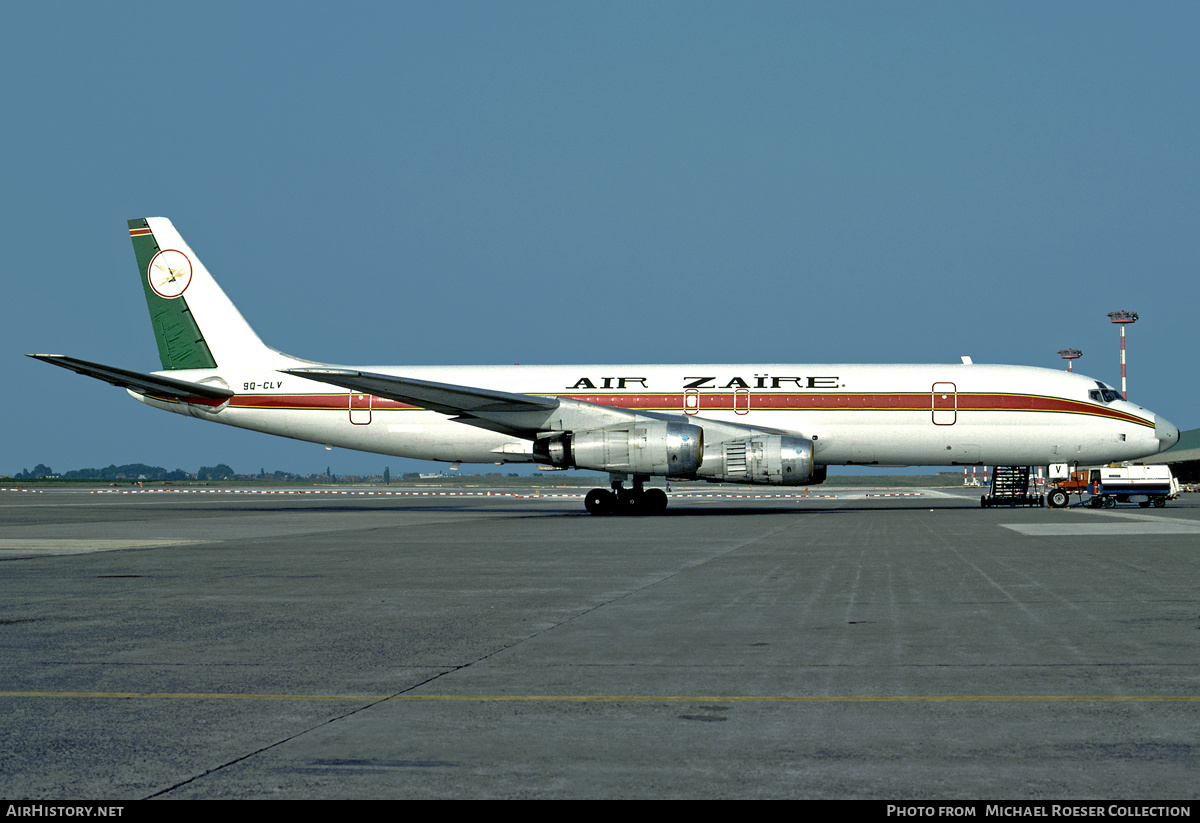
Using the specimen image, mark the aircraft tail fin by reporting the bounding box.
[128,217,272,369]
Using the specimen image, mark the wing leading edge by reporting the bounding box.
[283,367,645,438]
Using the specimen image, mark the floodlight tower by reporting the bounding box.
[1106,310,1138,399]
[1057,349,1082,372]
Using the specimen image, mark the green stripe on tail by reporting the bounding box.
[127,218,217,370]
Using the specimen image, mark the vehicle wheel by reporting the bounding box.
[1104,496,1117,508]
[1154,497,1167,508]
[584,489,614,516]
[1047,489,1069,508]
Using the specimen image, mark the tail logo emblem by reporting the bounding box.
[147,249,193,299]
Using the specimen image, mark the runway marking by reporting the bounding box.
[1,691,1197,703]
[0,538,203,555]
[1002,510,1200,536]
[77,488,847,500]
[83,488,584,498]
[1,487,967,503]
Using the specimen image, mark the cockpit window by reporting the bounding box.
[1090,382,1122,404]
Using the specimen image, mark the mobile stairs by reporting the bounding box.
[980,466,1044,508]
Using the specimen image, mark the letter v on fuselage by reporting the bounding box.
[29,217,1180,515]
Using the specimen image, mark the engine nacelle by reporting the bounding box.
[697,434,821,485]
[534,421,703,477]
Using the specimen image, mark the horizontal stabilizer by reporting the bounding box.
[27,354,233,406]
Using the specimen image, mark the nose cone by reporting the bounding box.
[1155,414,1180,452]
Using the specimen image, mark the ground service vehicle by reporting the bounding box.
[1047,463,1179,508]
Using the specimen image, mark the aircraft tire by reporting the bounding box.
[616,491,644,516]
[585,489,615,516]
[643,488,668,514]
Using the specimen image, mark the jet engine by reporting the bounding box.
[534,420,703,476]
[697,434,822,485]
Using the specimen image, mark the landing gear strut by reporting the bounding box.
[584,474,669,516]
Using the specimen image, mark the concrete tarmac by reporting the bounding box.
[1,485,1198,799]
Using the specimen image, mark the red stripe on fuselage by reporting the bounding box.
[230,394,414,411]
[226,392,1151,427]
[558,392,1149,425]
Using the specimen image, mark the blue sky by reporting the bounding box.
[4,2,1198,478]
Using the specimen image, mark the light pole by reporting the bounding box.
[1057,349,1082,372]
[1106,311,1138,399]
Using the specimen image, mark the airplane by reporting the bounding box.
[30,217,1180,514]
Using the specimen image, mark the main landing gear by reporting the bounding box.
[584,474,669,516]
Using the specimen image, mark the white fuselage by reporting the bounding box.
[134,356,1174,471]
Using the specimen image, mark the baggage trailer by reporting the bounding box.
[1046,463,1178,509]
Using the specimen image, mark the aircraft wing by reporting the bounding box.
[284,367,592,438]
[283,368,557,415]
[27,354,234,406]
[284,367,809,444]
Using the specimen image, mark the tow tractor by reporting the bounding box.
[1045,464,1179,509]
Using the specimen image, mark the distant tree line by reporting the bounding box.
[10,463,342,482]
[10,464,540,483]
[14,463,190,480]
[13,463,242,481]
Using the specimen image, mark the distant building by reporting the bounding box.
[1136,427,1200,483]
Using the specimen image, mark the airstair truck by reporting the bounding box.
[1047,463,1179,508]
